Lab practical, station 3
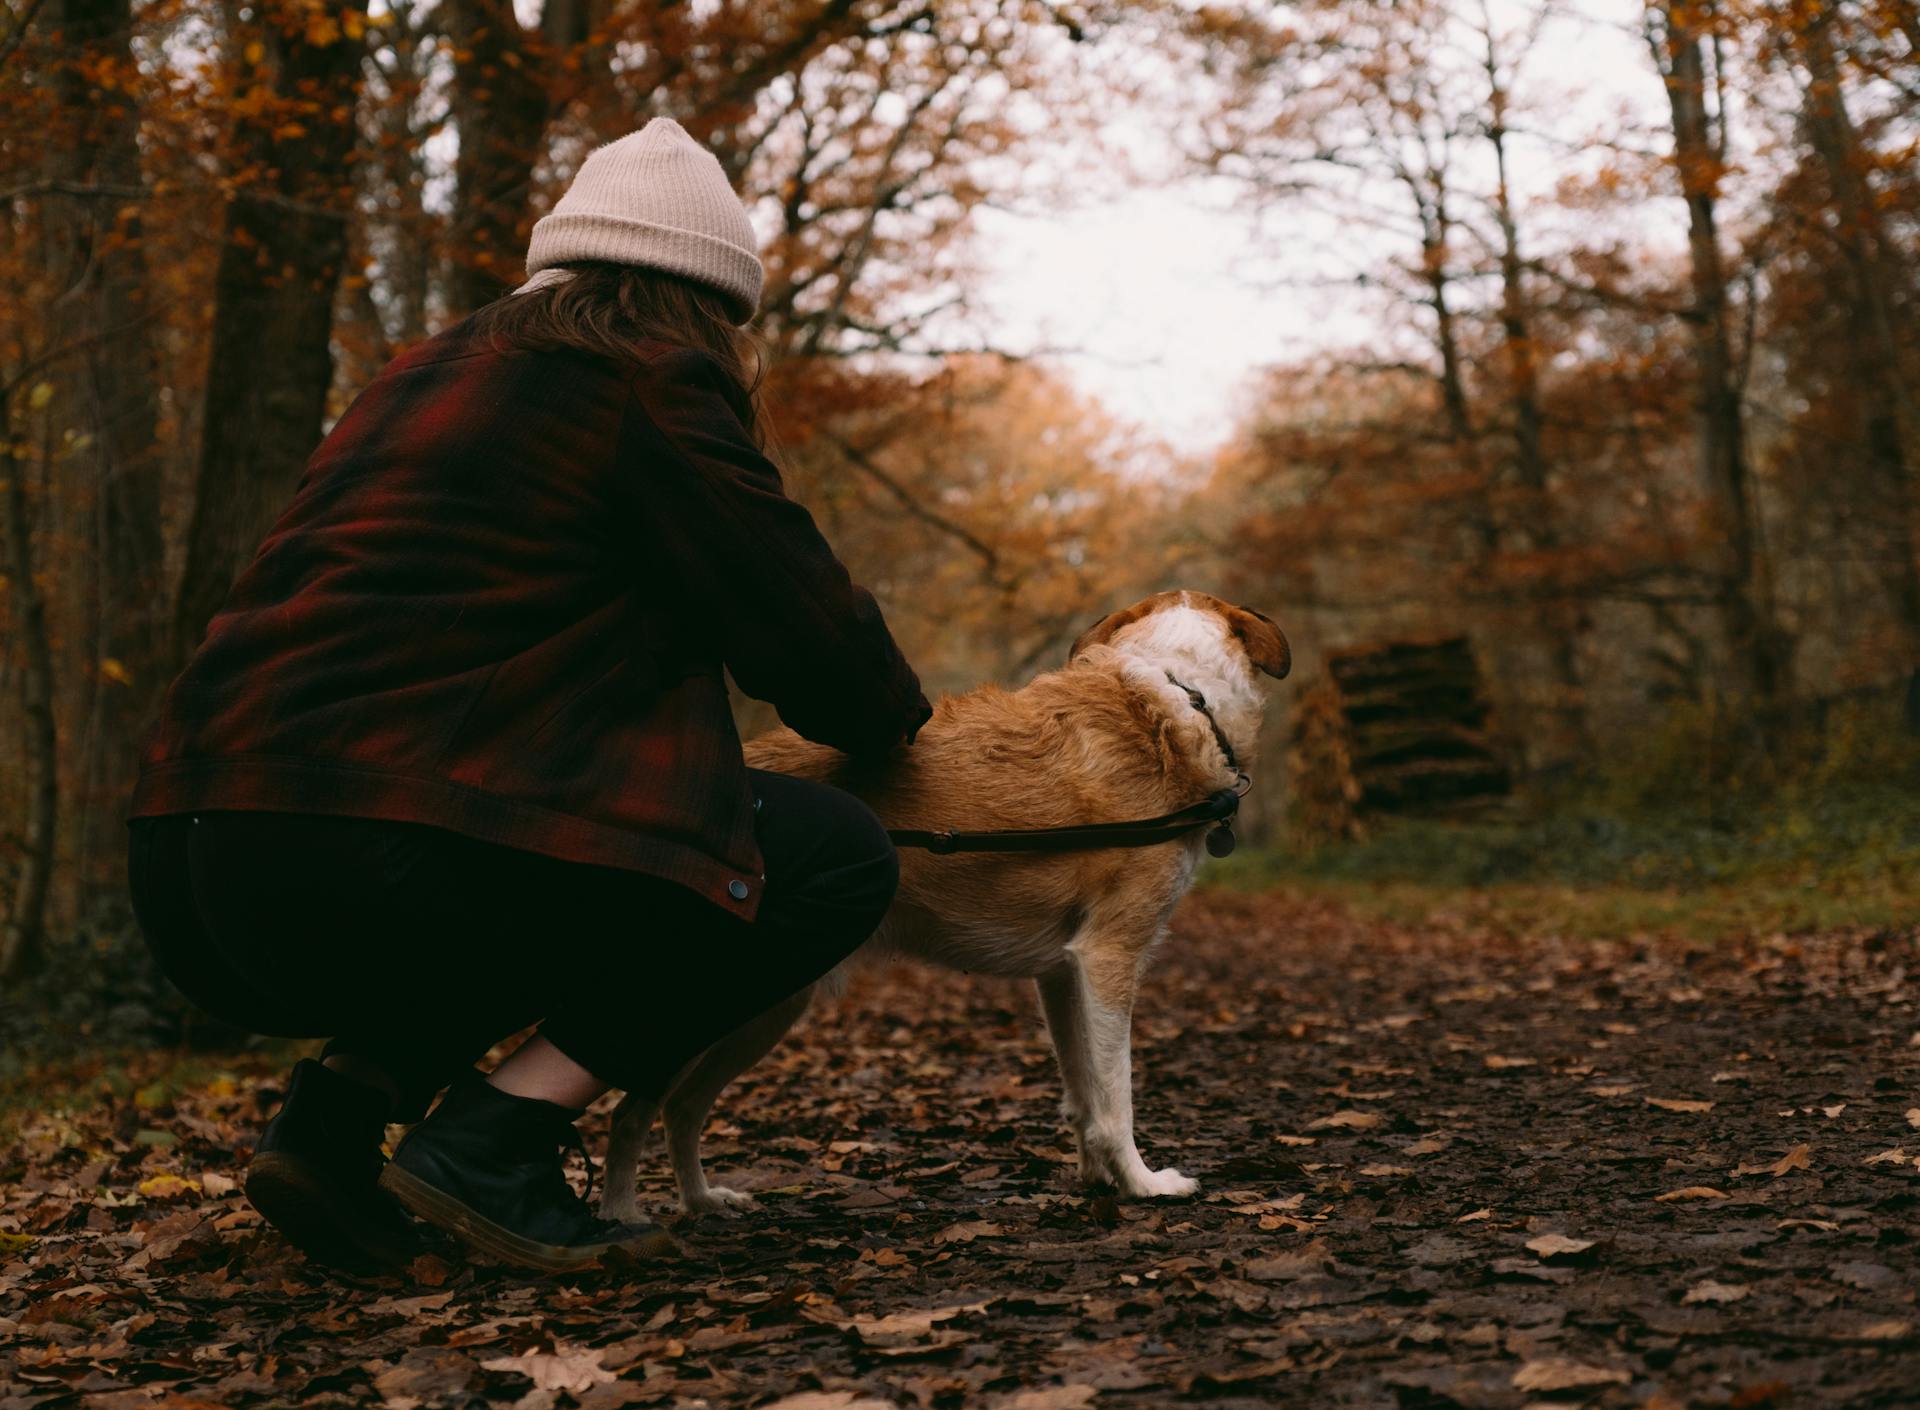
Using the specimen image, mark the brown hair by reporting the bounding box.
[471,262,769,441]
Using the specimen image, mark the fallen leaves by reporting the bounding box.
[839,1301,994,1354]
[136,1173,202,1201]
[1647,1096,1715,1113]
[996,1387,1098,1410]
[1306,1108,1383,1131]
[1731,1144,1812,1178]
[1524,1233,1596,1260]
[1684,1279,1751,1304]
[480,1345,615,1393]
[1512,1358,1631,1391]
[1244,1239,1332,1281]
[3,893,1918,1409]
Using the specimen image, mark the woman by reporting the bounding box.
[126,119,931,1274]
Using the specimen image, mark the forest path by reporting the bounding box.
[4,892,1919,1409]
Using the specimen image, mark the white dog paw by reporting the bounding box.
[681,1185,758,1215]
[1122,1167,1200,1200]
[599,1200,644,1225]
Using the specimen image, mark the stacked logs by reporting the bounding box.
[1288,636,1510,839]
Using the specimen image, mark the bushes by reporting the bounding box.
[1229,687,1920,923]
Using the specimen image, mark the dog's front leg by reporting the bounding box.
[599,1091,659,1224]
[1037,950,1197,1200]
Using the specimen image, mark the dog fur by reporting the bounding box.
[599,590,1289,1220]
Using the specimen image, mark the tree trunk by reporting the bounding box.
[1794,4,1920,659]
[1,424,58,982]
[443,0,554,313]
[1483,26,1587,753]
[1653,0,1787,703]
[442,0,605,315]
[40,0,168,892]
[171,2,366,664]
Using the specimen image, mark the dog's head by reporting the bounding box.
[1068,590,1291,681]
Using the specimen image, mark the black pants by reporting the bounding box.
[127,771,897,1121]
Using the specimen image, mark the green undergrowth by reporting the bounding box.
[1205,694,1920,941]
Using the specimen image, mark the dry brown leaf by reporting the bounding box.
[1683,1279,1750,1304]
[1770,1144,1811,1176]
[1856,1320,1913,1341]
[1307,1109,1383,1131]
[1864,1148,1910,1166]
[933,1220,1005,1245]
[1656,1186,1730,1202]
[1524,1233,1595,1259]
[1646,1097,1714,1113]
[480,1346,614,1394]
[996,1388,1098,1410]
[1482,1054,1534,1069]
[136,1173,200,1201]
[761,1395,900,1410]
[1511,1358,1630,1392]
[1455,1207,1493,1222]
[1906,1108,1920,1129]
[1245,1239,1332,1281]
[842,1300,993,1347]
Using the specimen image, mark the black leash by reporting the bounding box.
[887,673,1251,858]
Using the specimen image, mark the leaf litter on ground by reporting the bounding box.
[3,891,1918,1407]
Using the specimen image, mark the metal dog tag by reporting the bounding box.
[1206,822,1237,858]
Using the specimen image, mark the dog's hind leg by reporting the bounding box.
[1037,944,1197,1200]
[599,1091,660,1224]
[663,986,814,1216]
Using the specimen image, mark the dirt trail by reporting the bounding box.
[4,892,1918,1409]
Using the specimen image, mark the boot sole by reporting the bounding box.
[377,1162,677,1273]
[246,1151,420,1273]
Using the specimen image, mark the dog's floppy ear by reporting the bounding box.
[1069,600,1155,662]
[1226,605,1291,679]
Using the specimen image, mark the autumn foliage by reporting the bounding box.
[3,0,1918,979]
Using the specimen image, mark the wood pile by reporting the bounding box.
[1289,636,1511,839]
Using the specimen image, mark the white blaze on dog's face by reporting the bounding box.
[1067,590,1290,765]
[1069,590,1290,685]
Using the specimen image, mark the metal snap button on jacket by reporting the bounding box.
[727,879,750,900]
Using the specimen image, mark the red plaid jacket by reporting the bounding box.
[132,319,931,920]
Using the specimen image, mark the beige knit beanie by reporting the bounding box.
[520,118,763,324]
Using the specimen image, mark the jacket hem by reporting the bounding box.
[129,755,764,921]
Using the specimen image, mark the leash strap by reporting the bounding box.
[887,784,1244,855]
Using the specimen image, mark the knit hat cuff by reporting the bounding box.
[527,212,763,324]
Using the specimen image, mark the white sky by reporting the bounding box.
[971,184,1305,455]
[968,0,1681,456]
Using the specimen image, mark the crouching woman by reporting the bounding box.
[126,120,930,1273]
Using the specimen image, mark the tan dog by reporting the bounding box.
[600,590,1289,1220]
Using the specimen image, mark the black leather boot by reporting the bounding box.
[245,1058,423,1272]
[379,1077,675,1272]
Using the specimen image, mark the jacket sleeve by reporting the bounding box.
[623,346,932,755]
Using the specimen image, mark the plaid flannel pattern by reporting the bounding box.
[132,321,931,920]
